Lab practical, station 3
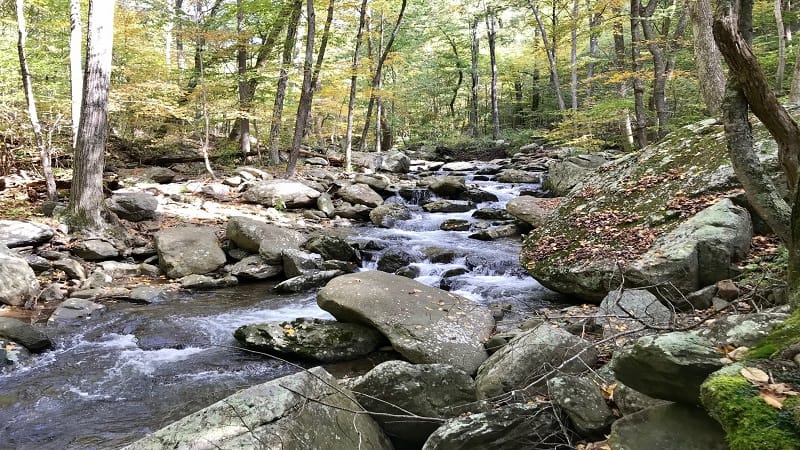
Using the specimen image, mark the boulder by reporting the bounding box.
[242,179,321,208]
[48,298,106,324]
[351,361,476,446]
[376,248,421,273]
[1,337,32,370]
[227,216,303,257]
[468,223,523,241]
[71,239,119,261]
[0,220,54,247]
[334,202,371,220]
[154,227,227,279]
[301,235,360,263]
[282,249,324,278]
[472,207,513,221]
[598,289,672,338]
[475,323,597,399]
[422,403,562,450]
[234,318,384,362]
[613,382,670,416]
[337,183,384,208]
[527,199,752,302]
[506,196,559,227]
[274,270,343,293]
[423,199,475,213]
[231,255,283,280]
[128,286,169,304]
[0,318,52,352]
[0,243,39,306]
[317,271,494,374]
[428,177,468,199]
[370,203,413,228]
[380,150,411,173]
[607,403,728,450]
[143,166,176,183]
[179,274,238,290]
[105,193,159,222]
[691,311,790,347]
[125,367,393,450]
[611,332,724,404]
[51,258,87,280]
[354,173,391,192]
[441,161,477,172]
[544,153,614,196]
[496,169,541,184]
[461,188,499,204]
[547,375,615,438]
[317,193,335,217]
[440,219,471,231]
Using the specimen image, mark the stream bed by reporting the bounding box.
[0,174,565,449]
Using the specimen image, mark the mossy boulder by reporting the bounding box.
[748,308,800,359]
[701,364,800,450]
[521,117,769,302]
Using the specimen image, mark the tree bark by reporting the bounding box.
[17,0,56,202]
[570,0,579,112]
[70,0,82,150]
[444,32,464,120]
[714,0,800,307]
[285,0,316,178]
[485,7,500,140]
[776,0,787,94]
[612,12,634,150]
[630,0,649,147]
[639,0,670,140]
[687,0,726,115]
[68,0,116,230]
[585,2,601,104]
[358,0,407,152]
[469,15,480,137]
[268,0,303,165]
[344,0,369,173]
[236,0,251,159]
[175,0,185,70]
[528,0,566,111]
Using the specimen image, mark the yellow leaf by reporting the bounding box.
[741,367,770,384]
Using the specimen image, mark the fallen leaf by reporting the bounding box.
[741,367,770,384]
[760,389,784,409]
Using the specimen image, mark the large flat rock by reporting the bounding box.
[0,243,39,306]
[317,271,494,374]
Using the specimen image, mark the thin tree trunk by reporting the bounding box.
[585,2,601,104]
[570,0,579,112]
[776,0,787,94]
[375,11,384,153]
[69,0,82,150]
[17,0,56,202]
[269,0,302,165]
[687,0,726,114]
[528,0,567,111]
[236,0,251,159]
[286,0,316,178]
[612,15,634,150]
[68,0,116,230]
[469,15,480,137]
[175,0,185,70]
[358,0,407,152]
[344,0,369,173]
[485,7,500,140]
[444,33,464,121]
[196,0,215,179]
[639,0,671,140]
[630,0,648,147]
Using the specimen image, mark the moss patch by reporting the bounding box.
[701,374,800,450]
[748,309,800,359]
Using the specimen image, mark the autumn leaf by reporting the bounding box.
[601,383,617,400]
[760,389,784,409]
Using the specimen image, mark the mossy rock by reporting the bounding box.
[701,364,800,450]
[748,308,800,359]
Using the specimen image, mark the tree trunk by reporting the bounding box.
[639,0,671,140]
[687,0,726,115]
[585,2,601,104]
[196,0,215,179]
[68,0,116,230]
[375,11,384,153]
[528,0,566,111]
[175,0,185,70]
[469,15,480,137]
[236,0,251,159]
[444,32,464,121]
[69,0,82,150]
[358,0,408,152]
[570,0,579,112]
[790,43,800,104]
[776,0,787,94]
[486,7,500,140]
[17,0,56,202]
[630,0,649,147]
[269,0,302,165]
[612,12,634,150]
[344,0,369,173]
[285,0,316,178]
[714,0,800,307]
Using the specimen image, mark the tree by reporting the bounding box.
[268,0,303,166]
[528,0,566,111]
[16,0,56,203]
[344,0,370,173]
[285,0,316,178]
[687,0,726,115]
[67,0,117,231]
[69,0,82,150]
[713,0,800,307]
[485,5,500,140]
[469,14,480,137]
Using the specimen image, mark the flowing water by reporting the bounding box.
[0,173,565,449]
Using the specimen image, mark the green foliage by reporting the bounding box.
[701,374,800,450]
